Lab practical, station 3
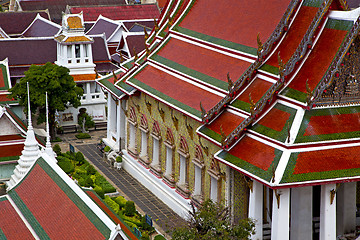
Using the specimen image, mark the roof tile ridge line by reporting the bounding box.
[1,58,11,88]
[0,26,10,38]
[39,153,116,231]
[170,0,194,29]
[124,79,202,122]
[273,150,292,184]
[281,0,333,84]
[147,60,226,98]
[21,13,61,36]
[147,58,228,96]
[6,194,40,240]
[195,126,222,147]
[202,0,302,125]
[157,0,182,33]
[0,36,55,41]
[309,16,360,107]
[96,80,126,100]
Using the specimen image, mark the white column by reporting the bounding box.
[140,131,147,157]
[336,182,356,235]
[85,82,91,101]
[271,188,290,240]
[106,97,112,140]
[129,124,136,149]
[210,176,218,202]
[152,138,159,166]
[165,147,172,176]
[116,103,121,148]
[249,181,263,240]
[194,165,202,196]
[320,184,336,240]
[179,155,186,185]
[291,186,312,240]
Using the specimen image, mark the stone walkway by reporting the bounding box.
[55,131,185,239]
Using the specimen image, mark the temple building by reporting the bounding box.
[97,0,360,239]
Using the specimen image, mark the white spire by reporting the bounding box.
[44,92,56,160]
[7,82,41,189]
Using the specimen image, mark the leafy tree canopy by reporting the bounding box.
[172,199,255,240]
[9,62,83,138]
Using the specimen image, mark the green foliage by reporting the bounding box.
[75,152,86,164]
[9,62,83,139]
[114,196,127,208]
[75,133,91,139]
[86,164,96,175]
[154,235,166,240]
[51,137,62,142]
[172,199,255,240]
[78,108,95,131]
[94,186,105,199]
[53,144,61,155]
[124,201,136,216]
[0,6,3,12]
[116,156,122,163]
[58,160,74,174]
[104,146,111,152]
[140,232,150,240]
[104,195,120,213]
[83,175,94,188]
[140,216,154,231]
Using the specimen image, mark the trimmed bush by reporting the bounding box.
[154,235,166,240]
[58,161,74,174]
[104,195,119,213]
[84,176,94,187]
[104,146,111,152]
[75,133,91,139]
[53,144,61,155]
[124,201,136,216]
[116,156,122,163]
[51,137,62,142]
[86,164,96,175]
[141,232,150,240]
[94,186,105,199]
[75,152,86,164]
[114,196,127,208]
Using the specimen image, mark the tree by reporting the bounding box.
[9,62,83,140]
[77,108,94,132]
[172,199,255,240]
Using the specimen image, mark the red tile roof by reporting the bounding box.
[0,198,34,239]
[157,38,251,83]
[15,164,106,239]
[0,135,24,142]
[287,27,348,93]
[228,136,276,171]
[0,144,24,158]
[294,146,360,174]
[179,0,290,49]
[257,107,291,132]
[265,5,318,67]
[131,65,223,112]
[207,111,244,136]
[126,35,146,57]
[70,4,160,22]
[22,17,60,38]
[0,67,4,88]
[237,78,273,104]
[304,112,360,136]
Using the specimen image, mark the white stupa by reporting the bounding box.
[43,92,56,160]
[7,83,41,189]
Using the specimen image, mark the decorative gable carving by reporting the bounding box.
[178,136,189,158]
[164,127,175,148]
[139,114,148,132]
[128,107,137,126]
[150,121,161,140]
[207,158,221,180]
[192,145,204,168]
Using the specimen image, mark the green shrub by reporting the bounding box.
[125,201,136,216]
[124,220,137,229]
[75,133,91,139]
[75,152,86,164]
[53,144,61,155]
[154,235,166,240]
[141,232,150,240]
[58,161,74,174]
[51,137,62,142]
[104,195,119,213]
[114,196,127,208]
[116,156,122,163]
[94,186,105,199]
[95,174,116,193]
[83,176,94,187]
[141,216,154,231]
[104,146,111,152]
[86,164,97,175]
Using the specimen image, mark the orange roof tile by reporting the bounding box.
[237,78,273,103]
[67,16,82,29]
[257,107,291,132]
[0,144,23,158]
[64,36,91,43]
[208,111,244,136]
[72,74,97,82]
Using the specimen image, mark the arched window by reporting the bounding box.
[191,145,205,206]
[176,136,190,198]
[127,107,137,157]
[150,121,162,177]
[139,114,149,166]
[163,128,175,187]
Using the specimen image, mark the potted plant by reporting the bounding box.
[103,146,111,161]
[114,156,123,170]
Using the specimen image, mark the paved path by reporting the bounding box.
[76,144,186,238]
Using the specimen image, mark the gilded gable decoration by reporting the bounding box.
[128,107,137,126]
[178,136,189,158]
[151,121,161,140]
[192,145,205,168]
[207,158,222,180]
[164,127,175,148]
[139,114,148,132]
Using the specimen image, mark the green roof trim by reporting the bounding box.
[302,0,323,7]
[8,190,50,240]
[0,196,7,202]
[0,156,19,162]
[128,77,202,118]
[36,158,111,238]
[122,60,135,70]
[99,79,125,98]
[251,103,297,142]
[259,64,279,75]
[281,87,308,103]
[174,26,257,56]
[230,99,251,113]
[325,18,354,31]
[295,105,360,143]
[151,55,228,91]
[218,148,283,182]
[0,228,7,240]
[0,64,10,91]
[198,126,222,143]
[280,152,360,183]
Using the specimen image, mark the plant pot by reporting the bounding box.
[114,162,122,170]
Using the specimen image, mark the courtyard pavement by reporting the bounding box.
[55,130,186,239]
